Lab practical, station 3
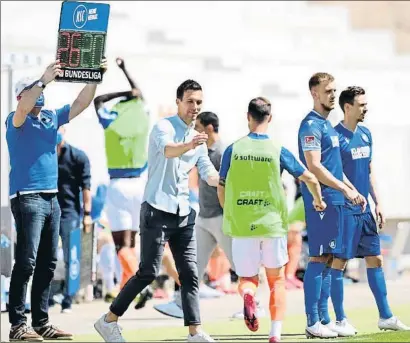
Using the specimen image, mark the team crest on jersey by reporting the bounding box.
[40,112,54,129]
[329,240,336,249]
[362,134,369,143]
[331,136,339,147]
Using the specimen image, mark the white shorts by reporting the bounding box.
[104,173,147,232]
[232,236,288,277]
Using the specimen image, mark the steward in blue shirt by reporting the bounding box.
[5,59,106,341]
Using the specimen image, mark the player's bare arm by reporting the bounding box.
[13,61,62,128]
[304,149,362,205]
[93,91,135,110]
[369,161,385,228]
[116,57,144,99]
[298,170,326,211]
[217,180,225,208]
[69,58,108,121]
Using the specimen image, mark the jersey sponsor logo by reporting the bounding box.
[237,199,270,206]
[319,212,325,220]
[351,146,370,160]
[303,136,318,148]
[331,136,339,147]
[362,133,370,143]
[237,192,271,207]
[233,154,272,163]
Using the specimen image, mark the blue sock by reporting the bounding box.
[330,268,346,321]
[367,267,393,319]
[318,267,332,324]
[304,262,326,327]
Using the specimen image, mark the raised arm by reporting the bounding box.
[13,61,62,127]
[116,57,144,99]
[93,91,134,111]
[69,59,108,121]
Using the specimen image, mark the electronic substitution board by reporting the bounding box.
[56,1,110,83]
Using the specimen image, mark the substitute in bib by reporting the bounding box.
[93,57,150,292]
[217,97,326,343]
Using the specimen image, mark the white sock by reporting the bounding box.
[270,320,282,338]
[99,244,116,293]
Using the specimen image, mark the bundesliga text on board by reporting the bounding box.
[63,69,102,82]
[73,5,99,29]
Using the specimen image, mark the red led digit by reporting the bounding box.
[69,32,81,67]
[57,31,70,67]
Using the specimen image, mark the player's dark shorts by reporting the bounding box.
[305,204,344,257]
[334,211,381,260]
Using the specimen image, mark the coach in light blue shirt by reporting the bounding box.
[143,112,217,216]
[5,60,106,341]
[98,80,218,343]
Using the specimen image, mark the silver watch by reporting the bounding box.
[36,80,46,89]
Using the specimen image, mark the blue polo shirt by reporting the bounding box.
[5,105,71,197]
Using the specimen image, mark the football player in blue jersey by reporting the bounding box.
[298,73,367,339]
[319,86,409,332]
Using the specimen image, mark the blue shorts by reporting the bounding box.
[305,204,344,257]
[335,211,381,260]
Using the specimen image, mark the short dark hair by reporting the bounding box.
[308,72,335,90]
[197,111,219,133]
[248,97,271,123]
[339,86,366,113]
[176,79,202,100]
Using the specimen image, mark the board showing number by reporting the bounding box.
[57,31,105,69]
[55,2,110,84]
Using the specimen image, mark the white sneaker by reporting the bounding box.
[230,299,266,320]
[187,331,215,342]
[305,322,338,339]
[378,316,410,331]
[94,314,125,342]
[325,319,357,337]
[199,284,225,299]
